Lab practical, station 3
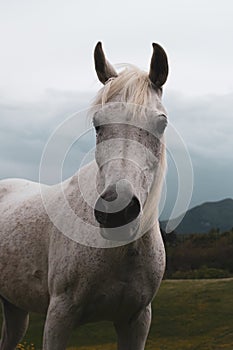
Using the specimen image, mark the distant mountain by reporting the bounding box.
[161,198,233,234]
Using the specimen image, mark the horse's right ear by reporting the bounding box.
[94,42,118,84]
[149,43,169,88]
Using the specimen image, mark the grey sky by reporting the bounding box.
[0,1,233,218]
[0,0,232,98]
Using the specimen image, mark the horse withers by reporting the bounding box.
[0,42,169,350]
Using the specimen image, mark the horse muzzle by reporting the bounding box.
[94,183,141,241]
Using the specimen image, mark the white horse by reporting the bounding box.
[0,42,169,350]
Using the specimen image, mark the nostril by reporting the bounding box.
[101,184,118,202]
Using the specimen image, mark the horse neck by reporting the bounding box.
[63,160,98,208]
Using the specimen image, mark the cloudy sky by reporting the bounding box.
[0,0,232,219]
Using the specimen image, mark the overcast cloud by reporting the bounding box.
[0,1,232,218]
[1,89,232,219]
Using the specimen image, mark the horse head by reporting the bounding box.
[92,42,169,241]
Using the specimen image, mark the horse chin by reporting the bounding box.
[99,217,140,242]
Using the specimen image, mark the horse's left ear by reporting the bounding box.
[94,42,118,84]
[149,43,169,88]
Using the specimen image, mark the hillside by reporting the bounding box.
[161,198,233,234]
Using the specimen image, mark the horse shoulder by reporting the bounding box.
[0,178,44,203]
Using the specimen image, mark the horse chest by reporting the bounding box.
[79,250,164,323]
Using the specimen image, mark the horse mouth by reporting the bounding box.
[99,217,140,242]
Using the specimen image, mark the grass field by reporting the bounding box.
[3,278,233,350]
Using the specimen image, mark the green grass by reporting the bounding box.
[3,279,233,350]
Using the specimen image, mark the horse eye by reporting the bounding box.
[95,125,100,133]
[157,115,167,134]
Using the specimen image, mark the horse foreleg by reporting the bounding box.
[114,304,152,350]
[43,295,78,350]
[0,298,29,350]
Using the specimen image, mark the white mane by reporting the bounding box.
[92,65,167,234]
[141,142,166,233]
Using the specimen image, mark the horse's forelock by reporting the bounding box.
[92,66,154,109]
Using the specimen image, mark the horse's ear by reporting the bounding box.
[149,43,169,88]
[94,42,118,84]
